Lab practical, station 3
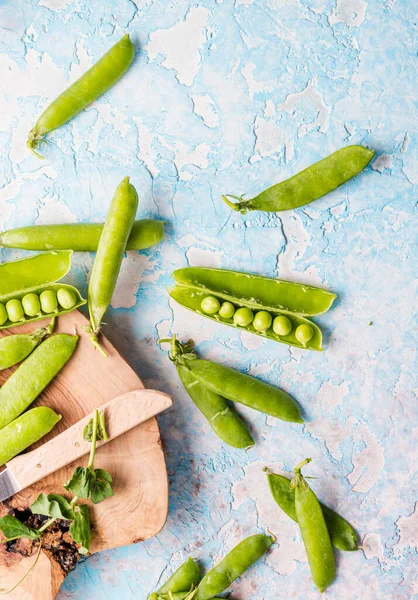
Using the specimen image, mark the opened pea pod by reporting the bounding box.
[169,267,336,351]
[222,145,374,213]
[0,251,86,331]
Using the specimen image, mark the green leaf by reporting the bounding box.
[64,466,95,499]
[90,469,114,504]
[31,493,74,521]
[83,411,108,442]
[69,504,91,554]
[0,516,40,541]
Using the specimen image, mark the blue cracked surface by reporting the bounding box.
[0,0,417,598]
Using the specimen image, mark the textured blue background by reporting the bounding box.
[0,0,417,598]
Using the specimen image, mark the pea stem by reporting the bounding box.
[221,194,242,211]
[38,517,56,534]
[99,410,109,441]
[293,457,312,475]
[87,409,99,470]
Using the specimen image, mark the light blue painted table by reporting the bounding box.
[0,1,417,598]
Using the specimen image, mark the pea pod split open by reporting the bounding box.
[0,251,86,331]
[222,145,374,213]
[169,267,336,351]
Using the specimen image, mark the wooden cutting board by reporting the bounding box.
[0,311,169,599]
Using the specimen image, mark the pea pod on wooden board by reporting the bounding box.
[0,333,78,430]
[27,34,135,158]
[149,557,201,600]
[164,337,303,424]
[222,146,375,213]
[265,470,358,551]
[194,534,274,600]
[0,251,85,331]
[163,337,254,449]
[0,219,165,252]
[169,285,323,351]
[0,318,55,371]
[292,459,336,593]
[173,267,336,316]
[0,407,61,465]
[85,177,139,356]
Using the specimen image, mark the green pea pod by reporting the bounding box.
[0,219,165,253]
[0,251,85,331]
[0,334,78,430]
[174,348,303,424]
[169,285,323,351]
[0,319,55,371]
[176,359,254,449]
[149,557,200,599]
[222,146,374,213]
[292,459,336,593]
[173,267,336,316]
[85,177,139,356]
[0,407,61,465]
[194,534,274,600]
[265,471,358,551]
[27,35,135,158]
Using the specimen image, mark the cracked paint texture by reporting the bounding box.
[0,0,417,598]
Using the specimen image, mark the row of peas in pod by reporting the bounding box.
[169,267,336,351]
[0,288,77,326]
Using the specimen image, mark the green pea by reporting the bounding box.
[295,323,314,346]
[218,301,235,319]
[40,290,58,314]
[6,299,24,323]
[57,287,77,310]
[22,293,41,317]
[253,310,272,332]
[233,307,253,327]
[200,296,221,315]
[0,304,7,326]
[273,315,292,336]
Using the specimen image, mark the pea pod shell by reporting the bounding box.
[153,557,200,596]
[177,364,254,449]
[28,35,134,150]
[266,472,358,551]
[224,145,374,213]
[0,219,165,253]
[294,474,336,592]
[88,177,139,334]
[0,321,54,371]
[173,267,336,316]
[194,534,274,600]
[0,334,78,430]
[169,285,322,351]
[0,407,61,465]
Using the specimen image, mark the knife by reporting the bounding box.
[0,388,172,503]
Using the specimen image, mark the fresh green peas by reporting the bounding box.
[22,293,41,317]
[273,315,292,336]
[40,290,58,314]
[233,307,253,327]
[295,323,314,346]
[253,310,272,332]
[194,534,274,600]
[218,301,235,319]
[0,407,61,465]
[201,296,221,315]
[27,35,135,158]
[292,459,336,593]
[6,299,24,323]
[57,288,77,310]
[149,557,201,599]
[0,304,7,326]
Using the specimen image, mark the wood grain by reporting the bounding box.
[0,311,169,600]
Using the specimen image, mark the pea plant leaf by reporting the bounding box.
[63,466,95,499]
[69,504,91,555]
[31,493,74,521]
[83,411,108,442]
[90,469,114,504]
[0,516,40,541]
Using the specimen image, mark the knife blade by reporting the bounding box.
[0,388,172,503]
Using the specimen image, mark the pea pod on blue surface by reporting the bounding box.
[222,145,374,213]
[148,557,200,600]
[265,470,358,551]
[0,251,85,331]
